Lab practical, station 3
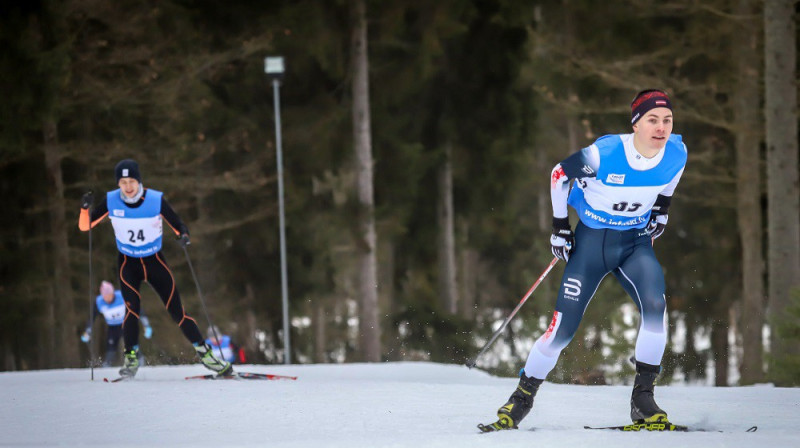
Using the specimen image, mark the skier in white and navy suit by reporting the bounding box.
[81,280,152,366]
[482,89,686,432]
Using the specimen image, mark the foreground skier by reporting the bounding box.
[79,159,231,379]
[481,89,686,431]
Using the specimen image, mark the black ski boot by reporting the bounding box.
[479,372,544,432]
[630,361,668,423]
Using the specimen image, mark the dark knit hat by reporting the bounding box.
[630,89,672,124]
[115,159,141,182]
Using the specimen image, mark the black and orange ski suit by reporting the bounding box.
[79,189,204,351]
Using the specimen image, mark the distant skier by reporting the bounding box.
[78,159,231,378]
[81,280,152,367]
[480,90,686,431]
[205,325,246,364]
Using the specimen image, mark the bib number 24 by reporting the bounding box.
[128,229,145,243]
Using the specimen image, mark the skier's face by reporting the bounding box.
[632,107,673,154]
[102,292,114,303]
[118,178,140,198]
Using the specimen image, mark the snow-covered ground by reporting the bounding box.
[1,362,796,447]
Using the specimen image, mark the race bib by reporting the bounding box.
[111,215,163,247]
[101,303,126,323]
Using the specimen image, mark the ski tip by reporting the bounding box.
[184,374,216,380]
[103,376,130,383]
[746,426,758,432]
[477,420,516,433]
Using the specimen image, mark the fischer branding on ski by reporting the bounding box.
[478,420,758,433]
[584,423,758,433]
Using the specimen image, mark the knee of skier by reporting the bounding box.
[641,295,666,322]
[166,306,184,323]
[534,311,577,357]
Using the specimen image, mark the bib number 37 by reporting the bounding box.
[612,201,642,212]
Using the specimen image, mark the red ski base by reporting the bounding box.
[185,371,297,381]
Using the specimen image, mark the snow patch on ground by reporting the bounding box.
[1,362,795,447]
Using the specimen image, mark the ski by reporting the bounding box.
[185,371,297,381]
[477,423,509,433]
[103,376,133,383]
[236,372,297,380]
[584,423,758,433]
[479,420,758,433]
[104,371,297,382]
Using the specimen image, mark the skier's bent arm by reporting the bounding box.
[160,197,189,237]
[78,197,109,231]
[550,145,600,218]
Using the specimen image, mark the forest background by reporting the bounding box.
[1,0,798,387]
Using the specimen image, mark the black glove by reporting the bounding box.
[647,194,671,240]
[178,233,191,248]
[646,213,668,240]
[550,217,574,262]
[81,191,94,209]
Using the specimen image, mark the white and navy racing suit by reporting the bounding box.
[524,133,686,379]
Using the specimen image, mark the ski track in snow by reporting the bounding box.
[1,362,796,447]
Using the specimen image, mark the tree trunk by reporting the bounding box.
[683,317,699,381]
[764,0,800,385]
[711,314,729,386]
[195,186,218,327]
[459,222,478,320]
[242,283,262,363]
[378,237,398,360]
[351,0,381,362]
[734,0,765,385]
[438,142,458,314]
[314,302,327,363]
[43,119,79,367]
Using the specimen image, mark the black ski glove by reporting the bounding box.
[646,214,668,240]
[646,195,671,240]
[550,217,574,262]
[81,191,94,209]
[178,233,191,248]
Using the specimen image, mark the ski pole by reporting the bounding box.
[181,244,225,361]
[465,256,559,369]
[86,192,95,381]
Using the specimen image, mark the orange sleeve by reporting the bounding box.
[78,209,108,232]
[79,209,90,231]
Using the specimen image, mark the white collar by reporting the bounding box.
[621,134,665,171]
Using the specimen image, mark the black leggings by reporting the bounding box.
[118,252,203,351]
[103,325,123,366]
